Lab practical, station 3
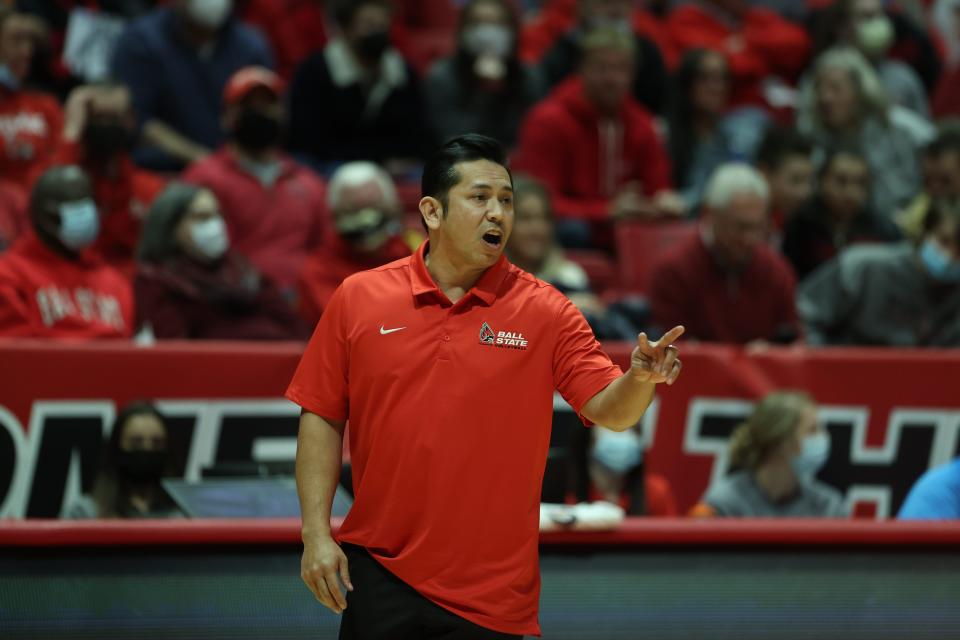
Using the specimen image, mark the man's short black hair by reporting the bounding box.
[331,0,392,28]
[421,134,510,212]
[755,127,813,171]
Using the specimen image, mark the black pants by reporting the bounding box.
[338,543,523,640]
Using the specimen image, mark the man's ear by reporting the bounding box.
[419,196,443,231]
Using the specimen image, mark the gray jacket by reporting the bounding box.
[798,243,960,346]
[704,470,846,518]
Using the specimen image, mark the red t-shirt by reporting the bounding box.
[286,242,622,636]
[0,233,134,338]
[0,90,63,188]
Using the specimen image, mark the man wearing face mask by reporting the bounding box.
[0,7,63,188]
[183,66,328,297]
[799,202,960,347]
[110,0,274,171]
[30,83,165,279]
[538,0,667,115]
[288,0,425,169]
[297,161,416,326]
[0,165,134,338]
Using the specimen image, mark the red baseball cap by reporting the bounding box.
[223,66,285,105]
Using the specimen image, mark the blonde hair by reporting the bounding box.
[729,391,815,471]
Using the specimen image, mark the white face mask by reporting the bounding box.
[58,199,100,251]
[462,24,513,59]
[856,15,894,58]
[790,432,831,479]
[591,427,643,474]
[186,0,233,30]
[189,217,229,260]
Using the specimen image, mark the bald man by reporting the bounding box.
[0,165,134,337]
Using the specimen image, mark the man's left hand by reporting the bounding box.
[631,326,684,386]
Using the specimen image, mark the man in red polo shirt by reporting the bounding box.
[288,135,684,638]
[0,165,133,338]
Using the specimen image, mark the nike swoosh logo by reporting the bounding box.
[379,326,406,335]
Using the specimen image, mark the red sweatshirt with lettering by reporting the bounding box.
[0,232,134,338]
[0,89,63,188]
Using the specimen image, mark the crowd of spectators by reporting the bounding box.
[0,0,959,519]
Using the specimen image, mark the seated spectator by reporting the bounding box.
[298,162,415,326]
[799,202,960,346]
[424,0,544,149]
[585,425,678,516]
[136,182,306,340]
[66,401,182,519]
[288,0,425,171]
[649,163,799,345]
[110,0,274,171]
[898,128,960,241]
[0,7,63,187]
[537,0,667,115]
[514,28,678,249]
[665,49,770,211]
[0,165,133,338]
[797,47,934,219]
[184,66,327,296]
[809,0,930,117]
[691,391,846,518]
[899,458,960,520]
[666,0,810,107]
[507,176,636,340]
[42,83,165,279]
[782,148,900,281]
[754,126,814,232]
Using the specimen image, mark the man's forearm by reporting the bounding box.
[296,411,346,538]
[581,372,656,431]
[142,120,211,164]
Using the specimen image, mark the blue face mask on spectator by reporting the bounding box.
[790,432,830,479]
[0,64,20,92]
[58,199,100,251]
[920,239,960,283]
[591,427,643,474]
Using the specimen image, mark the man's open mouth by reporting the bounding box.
[482,230,502,248]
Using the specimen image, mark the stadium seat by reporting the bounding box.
[615,220,698,295]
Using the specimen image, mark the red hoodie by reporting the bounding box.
[0,232,134,338]
[667,5,810,107]
[513,77,671,224]
[0,90,63,188]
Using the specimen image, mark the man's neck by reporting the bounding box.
[753,460,798,503]
[507,252,542,276]
[35,226,80,262]
[424,240,488,304]
[229,142,278,165]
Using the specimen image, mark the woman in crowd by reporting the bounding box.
[691,391,847,517]
[423,0,544,149]
[135,182,306,340]
[798,47,934,219]
[782,147,900,280]
[67,401,181,519]
[665,49,769,212]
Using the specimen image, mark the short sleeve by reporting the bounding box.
[285,281,350,421]
[551,296,622,422]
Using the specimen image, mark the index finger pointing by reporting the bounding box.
[658,325,685,346]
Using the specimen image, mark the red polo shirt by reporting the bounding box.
[286,242,623,636]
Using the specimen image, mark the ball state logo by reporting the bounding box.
[479,321,529,350]
[479,322,496,345]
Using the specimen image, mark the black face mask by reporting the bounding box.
[83,121,133,161]
[357,31,390,61]
[232,108,283,153]
[116,449,167,483]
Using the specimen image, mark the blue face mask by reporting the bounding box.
[591,427,643,474]
[58,199,100,251]
[790,432,831,480]
[0,64,20,92]
[920,239,960,283]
